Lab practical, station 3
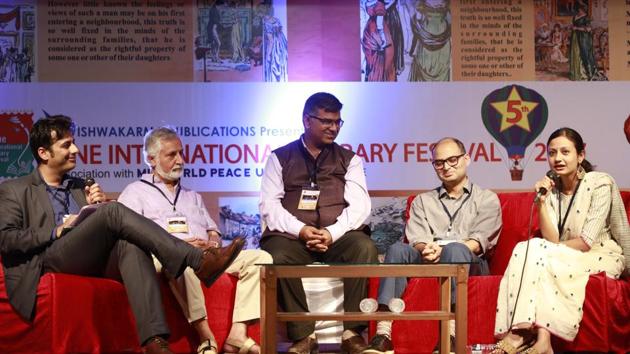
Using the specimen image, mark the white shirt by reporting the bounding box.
[259,150,371,243]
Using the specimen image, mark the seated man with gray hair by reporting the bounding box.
[119,127,272,354]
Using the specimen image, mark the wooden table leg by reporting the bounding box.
[455,265,468,354]
[261,267,277,354]
[439,276,451,354]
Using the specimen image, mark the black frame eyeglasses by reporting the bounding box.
[431,153,465,170]
[307,114,344,128]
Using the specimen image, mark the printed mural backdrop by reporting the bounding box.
[2,0,630,249]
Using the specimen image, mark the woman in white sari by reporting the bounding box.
[493,127,629,354]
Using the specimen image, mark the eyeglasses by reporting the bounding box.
[307,114,344,128]
[431,153,465,170]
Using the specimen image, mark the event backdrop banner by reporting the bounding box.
[2,82,629,192]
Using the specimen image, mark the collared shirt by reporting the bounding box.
[405,181,502,256]
[259,139,371,242]
[118,174,219,240]
[44,173,81,226]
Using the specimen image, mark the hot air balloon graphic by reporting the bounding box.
[481,85,548,181]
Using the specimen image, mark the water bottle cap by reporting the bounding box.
[388,298,405,313]
[359,298,378,313]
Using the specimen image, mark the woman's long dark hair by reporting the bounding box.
[547,127,594,172]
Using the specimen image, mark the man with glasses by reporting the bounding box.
[260,92,378,354]
[363,137,502,354]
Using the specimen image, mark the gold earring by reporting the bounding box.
[577,163,586,179]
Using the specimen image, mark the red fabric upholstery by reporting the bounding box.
[0,267,259,354]
[1,191,627,353]
[396,191,630,353]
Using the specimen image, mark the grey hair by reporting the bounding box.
[143,126,179,167]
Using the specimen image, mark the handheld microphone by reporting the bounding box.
[85,177,100,203]
[534,170,558,202]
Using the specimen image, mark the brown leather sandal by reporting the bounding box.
[197,337,218,354]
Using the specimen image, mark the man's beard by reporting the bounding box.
[155,162,184,182]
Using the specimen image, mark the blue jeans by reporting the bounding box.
[377,241,489,306]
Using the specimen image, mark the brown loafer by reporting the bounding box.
[195,237,245,286]
[143,336,173,354]
[288,335,319,354]
[341,334,367,354]
[363,334,393,354]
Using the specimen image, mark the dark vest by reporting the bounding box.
[263,139,355,238]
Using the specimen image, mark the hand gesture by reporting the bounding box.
[85,182,106,204]
[207,230,222,248]
[55,214,78,238]
[299,226,329,253]
[534,174,556,204]
[421,242,442,263]
[185,237,210,249]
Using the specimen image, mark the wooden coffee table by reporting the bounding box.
[260,263,469,354]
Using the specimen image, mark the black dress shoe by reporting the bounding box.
[288,335,319,354]
[341,334,368,354]
[363,334,393,354]
[195,237,245,286]
[143,336,173,354]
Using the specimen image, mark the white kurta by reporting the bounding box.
[494,172,626,341]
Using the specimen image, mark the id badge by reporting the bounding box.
[435,229,458,246]
[298,185,320,210]
[166,216,189,234]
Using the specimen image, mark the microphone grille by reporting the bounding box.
[85,177,95,187]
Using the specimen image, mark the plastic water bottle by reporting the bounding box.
[359,298,378,313]
[388,298,405,313]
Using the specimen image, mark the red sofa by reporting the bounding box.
[388,191,630,353]
[0,269,260,354]
[1,192,628,353]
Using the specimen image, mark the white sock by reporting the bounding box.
[376,320,392,338]
[449,319,455,337]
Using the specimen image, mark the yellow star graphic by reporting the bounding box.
[490,86,538,132]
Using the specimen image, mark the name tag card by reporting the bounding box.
[298,186,320,210]
[166,216,189,234]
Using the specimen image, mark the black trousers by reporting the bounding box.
[41,202,201,345]
[261,230,378,341]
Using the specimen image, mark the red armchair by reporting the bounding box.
[0,268,259,354]
[389,191,630,353]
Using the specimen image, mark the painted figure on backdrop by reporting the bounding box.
[492,128,629,354]
[229,3,247,63]
[15,49,32,82]
[260,3,288,82]
[549,24,568,64]
[0,47,9,82]
[206,0,222,62]
[406,0,451,81]
[361,0,404,81]
[569,1,600,80]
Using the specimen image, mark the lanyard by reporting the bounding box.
[299,141,329,187]
[48,185,71,215]
[140,178,181,212]
[438,185,473,235]
[557,179,581,236]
